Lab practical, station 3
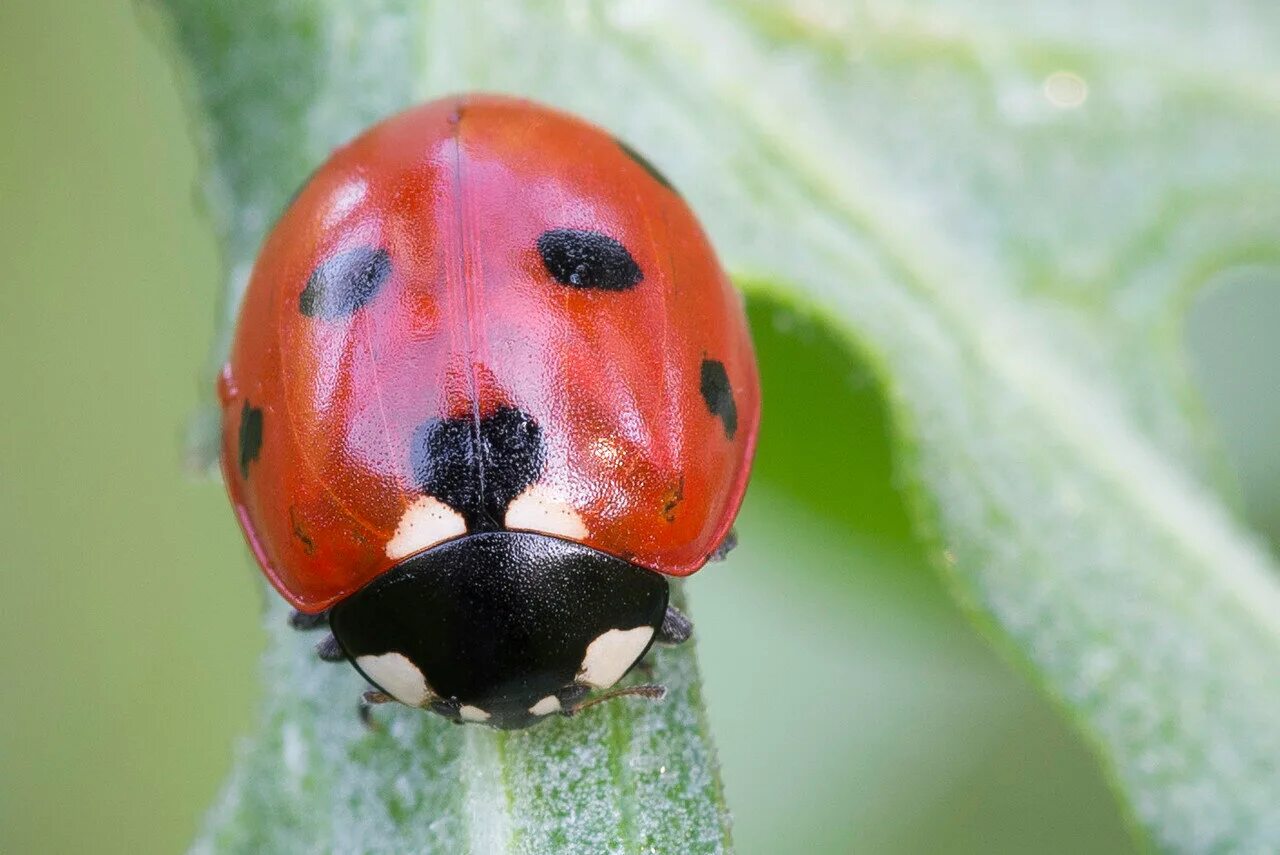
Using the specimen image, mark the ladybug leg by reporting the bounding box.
[634,602,690,677]
[708,528,738,562]
[288,608,330,631]
[656,605,693,645]
[315,634,345,662]
[358,690,393,731]
[561,684,666,717]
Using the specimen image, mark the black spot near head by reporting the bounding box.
[614,137,676,193]
[238,401,264,478]
[299,246,392,319]
[409,406,545,530]
[700,358,738,439]
[537,229,642,291]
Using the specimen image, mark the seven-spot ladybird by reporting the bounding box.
[218,94,759,729]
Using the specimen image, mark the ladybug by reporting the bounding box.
[218,94,759,730]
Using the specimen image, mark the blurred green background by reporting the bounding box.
[3,4,1277,854]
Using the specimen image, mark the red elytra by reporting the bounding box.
[219,94,760,614]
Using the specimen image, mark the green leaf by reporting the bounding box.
[158,0,1280,851]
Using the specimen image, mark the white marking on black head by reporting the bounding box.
[528,695,562,716]
[699,358,738,439]
[355,652,433,707]
[458,705,490,722]
[408,406,544,531]
[577,626,655,689]
[299,245,392,319]
[238,401,263,478]
[385,496,468,559]
[504,483,588,540]
[537,229,643,291]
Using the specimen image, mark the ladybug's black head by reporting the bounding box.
[328,531,668,730]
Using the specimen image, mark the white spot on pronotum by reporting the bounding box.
[459,705,490,723]
[504,482,588,539]
[356,652,432,707]
[577,626,655,689]
[528,695,562,716]
[385,496,467,560]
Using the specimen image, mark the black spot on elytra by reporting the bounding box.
[409,406,545,531]
[700,358,738,439]
[537,229,642,291]
[614,137,676,192]
[238,401,263,478]
[299,246,391,319]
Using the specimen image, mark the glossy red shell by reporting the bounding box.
[219,95,760,612]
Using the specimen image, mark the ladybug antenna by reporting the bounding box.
[566,684,667,716]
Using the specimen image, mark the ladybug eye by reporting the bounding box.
[299,245,392,319]
[537,229,642,291]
